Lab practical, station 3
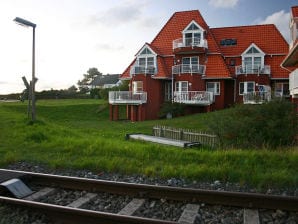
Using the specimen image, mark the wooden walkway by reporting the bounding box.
[127,134,200,148]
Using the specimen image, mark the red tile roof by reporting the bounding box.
[211,24,289,55]
[120,9,289,80]
[151,10,210,55]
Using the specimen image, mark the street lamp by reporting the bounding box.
[14,17,37,122]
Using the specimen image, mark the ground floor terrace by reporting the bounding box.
[109,77,289,121]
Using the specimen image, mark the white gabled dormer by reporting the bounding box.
[240,43,268,74]
[173,20,208,50]
[130,44,157,75]
[182,20,205,47]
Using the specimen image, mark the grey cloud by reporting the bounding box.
[90,2,145,26]
[256,10,290,43]
[208,0,239,8]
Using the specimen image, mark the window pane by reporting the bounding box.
[147,57,154,66]
[191,57,198,64]
[247,82,254,92]
[254,57,261,66]
[138,58,146,66]
[175,82,179,91]
[239,83,244,94]
[181,82,188,91]
[206,83,214,92]
[283,83,289,95]
[182,57,190,64]
[207,82,219,95]
[132,81,143,93]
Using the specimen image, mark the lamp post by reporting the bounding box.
[14,17,37,122]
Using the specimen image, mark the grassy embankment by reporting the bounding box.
[0,99,297,188]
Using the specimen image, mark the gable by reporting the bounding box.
[136,44,157,57]
[242,43,265,56]
[183,20,205,33]
[150,10,211,55]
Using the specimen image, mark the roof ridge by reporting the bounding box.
[210,23,276,30]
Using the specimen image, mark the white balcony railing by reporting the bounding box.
[174,91,214,105]
[173,38,208,50]
[130,66,156,75]
[172,64,206,75]
[235,65,271,75]
[109,91,147,105]
[243,91,271,104]
[290,68,298,96]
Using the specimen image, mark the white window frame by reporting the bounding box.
[164,82,172,101]
[274,82,289,97]
[206,82,220,95]
[175,81,188,92]
[182,20,204,47]
[241,44,265,73]
[136,45,157,74]
[132,81,143,93]
[239,81,255,95]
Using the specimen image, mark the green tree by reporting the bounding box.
[77,67,102,93]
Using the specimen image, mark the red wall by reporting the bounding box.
[130,75,164,120]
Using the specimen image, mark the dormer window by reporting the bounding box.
[241,44,265,74]
[131,45,157,75]
[183,21,204,47]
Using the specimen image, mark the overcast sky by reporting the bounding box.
[0,0,297,94]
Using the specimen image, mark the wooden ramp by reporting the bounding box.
[126,134,200,148]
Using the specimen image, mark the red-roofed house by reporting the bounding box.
[109,10,290,121]
[282,6,298,101]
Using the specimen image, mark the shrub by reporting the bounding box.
[208,100,297,149]
[159,102,185,118]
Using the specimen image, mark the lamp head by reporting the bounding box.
[14,17,36,28]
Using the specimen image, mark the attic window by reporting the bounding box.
[220,39,237,46]
[183,21,204,47]
[246,46,260,54]
[140,48,153,55]
[186,23,200,31]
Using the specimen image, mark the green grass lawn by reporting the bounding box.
[0,99,297,188]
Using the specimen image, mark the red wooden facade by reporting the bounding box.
[109,10,290,121]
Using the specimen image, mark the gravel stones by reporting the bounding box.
[1,161,298,224]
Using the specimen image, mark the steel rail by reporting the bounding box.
[0,196,176,224]
[1,169,297,212]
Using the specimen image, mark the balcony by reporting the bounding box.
[130,66,156,76]
[109,91,147,105]
[172,64,206,75]
[173,37,208,54]
[289,68,298,96]
[235,65,271,75]
[174,91,214,105]
[243,91,271,104]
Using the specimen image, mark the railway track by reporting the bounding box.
[0,168,297,224]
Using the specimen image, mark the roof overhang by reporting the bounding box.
[282,42,298,67]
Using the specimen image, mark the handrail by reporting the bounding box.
[172,64,206,75]
[243,91,271,104]
[235,65,271,75]
[174,91,214,105]
[109,91,147,104]
[130,66,156,75]
[173,38,208,49]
